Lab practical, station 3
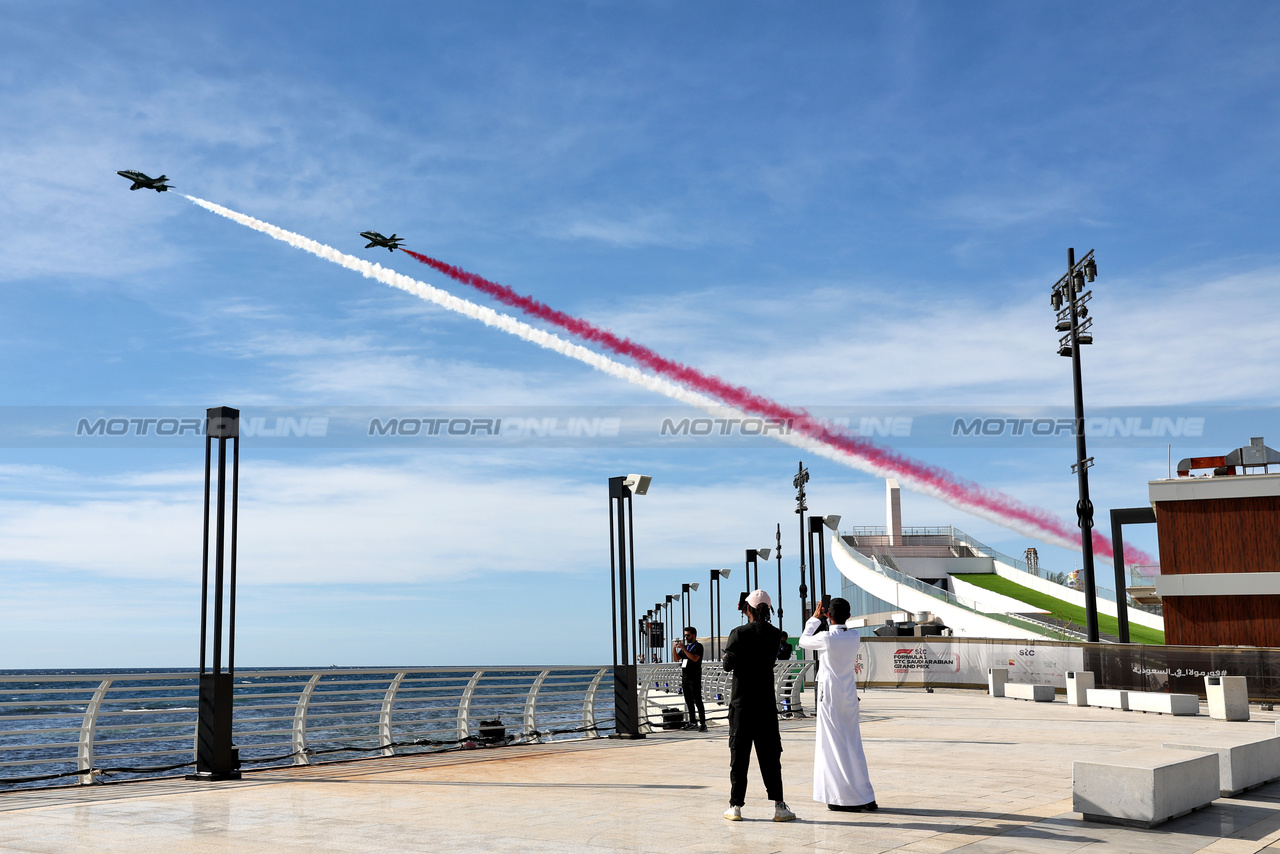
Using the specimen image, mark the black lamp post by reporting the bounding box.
[794,463,810,622]
[681,582,699,635]
[191,406,242,781]
[1051,249,1100,643]
[774,524,784,635]
[607,473,652,738]
[665,594,677,653]
[709,568,730,658]
[808,514,842,607]
[745,547,772,596]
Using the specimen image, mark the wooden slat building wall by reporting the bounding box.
[1152,477,1280,647]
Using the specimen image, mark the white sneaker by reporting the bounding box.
[723,805,743,821]
[773,801,797,822]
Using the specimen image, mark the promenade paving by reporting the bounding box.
[2,688,1280,853]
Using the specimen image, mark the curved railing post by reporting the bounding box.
[583,668,607,736]
[78,679,112,784]
[456,670,483,742]
[524,670,550,743]
[379,672,406,756]
[292,674,321,765]
[636,664,654,733]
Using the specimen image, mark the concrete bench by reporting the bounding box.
[1005,682,1055,702]
[1128,691,1199,716]
[1206,676,1249,721]
[1162,734,1280,796]
[1066,671,1094,706]
[1087,689,1129,711]
[1074,747,1219,828]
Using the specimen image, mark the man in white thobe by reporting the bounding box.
[799,597,877,812]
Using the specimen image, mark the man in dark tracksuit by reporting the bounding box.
[721,589,796,822]
[674,627,707,731]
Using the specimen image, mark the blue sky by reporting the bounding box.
[2,2,1279,667]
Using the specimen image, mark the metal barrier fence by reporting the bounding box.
[636,661,815,730]
[0,666,611,789]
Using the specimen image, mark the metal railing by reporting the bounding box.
[635,661,816,730]
[0,666,611,789]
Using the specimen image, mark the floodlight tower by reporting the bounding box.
[1050,249,1100,643]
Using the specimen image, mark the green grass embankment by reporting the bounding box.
[950,572,1165,645]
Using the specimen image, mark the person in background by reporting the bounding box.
[776,629,797,717]
[721,589,796,823]
[799,597,876,812]
[673,627,707,732]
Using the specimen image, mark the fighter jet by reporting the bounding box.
[117,171,173,192]
[359,231,405,252]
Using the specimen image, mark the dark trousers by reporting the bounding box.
[727,705,783,805]
[682,677,705,726]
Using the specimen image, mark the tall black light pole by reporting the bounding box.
[1051,249,1100,643]
[654,603,665,662]
[794,463,810,622]
[682,582,699,634]
[191,406,242,781]
[744,548,772,595]
[774,524,784,635]
[607,473,651,738]
[808,514,842,605]
[709,568,730,658]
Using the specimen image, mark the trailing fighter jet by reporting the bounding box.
[359,231,405,251]
[116,170,173,192]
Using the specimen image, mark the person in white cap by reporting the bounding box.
[799,597,876,812]
[720,589,796,822]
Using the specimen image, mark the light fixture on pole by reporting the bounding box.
[709,568,730,658]
[681,582,699,636]
[808,514,841,605]
[607,473,652,738]
[774,524,784,635]
[665,594,679,654]
[745,548,772,595]
[1051,249,1101,643]
[794,462,810,623]
[190,406,242,781]
[654,603,665,662]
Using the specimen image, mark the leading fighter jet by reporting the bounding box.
[116,170,173,192]
[359,231,405,252]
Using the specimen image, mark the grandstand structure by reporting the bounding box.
[835,480,1166,644]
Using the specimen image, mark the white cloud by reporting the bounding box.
[0,455,803,586]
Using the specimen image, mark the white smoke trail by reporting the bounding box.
[183,195,1079,551]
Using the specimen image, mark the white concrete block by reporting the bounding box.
[1074,747,1219,828]
[1006,682,1055,702]
[1206,676,1250,721]
[988,668,1007,698]
[1162,734,1280,796]
[1128,692,1200,716]
[1066,671,1095,706]
[1087,688,1129,711]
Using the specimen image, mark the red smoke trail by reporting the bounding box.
[401,248,1150,566]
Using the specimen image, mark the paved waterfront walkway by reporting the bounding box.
[4,688,1280,853]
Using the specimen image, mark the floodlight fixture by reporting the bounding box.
[689,582,700,591]
[822,514,841,531]
[757,548,772,561]
[624,474,652,495]
[717,568,731,578]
